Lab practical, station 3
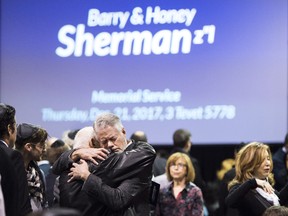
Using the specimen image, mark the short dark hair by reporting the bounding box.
[173,129,191,148]
[0,103,16,139]
[15,123,48,150]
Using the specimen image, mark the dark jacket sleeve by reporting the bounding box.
[279,182,288,205]
[225,178,257,208]
[217,168,236,216]
[52,149,75,175]
[272,149,287,190]
[82,174,148,211]
[190,157,205,190]
[11,150,32,216]
[82,142,156,209]
[95,142,156,182]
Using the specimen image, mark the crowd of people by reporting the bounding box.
[1,102,288,216]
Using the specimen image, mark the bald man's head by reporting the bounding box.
[73,126,99,149]
[130,131,148,142]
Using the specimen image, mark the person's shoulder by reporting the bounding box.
[153,173,169,184]
[156,155,167,163]
[187,181,201,191]
[0,142,10,153]
[273,147,285,158]
[132,141,156,154]
[170,147,185,154]
[2,146,22,159]
[11,148,24,158]
[189,156,201,167]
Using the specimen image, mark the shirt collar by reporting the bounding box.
[168,181,196,192]
[0,140,9,147]
[124,140,133,150]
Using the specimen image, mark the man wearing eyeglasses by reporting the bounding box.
[0,103,32,216]
[15,123,49,211]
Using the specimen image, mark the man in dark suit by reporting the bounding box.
[53,113,156,216]
[0,146,18,216]
[0,103,32,216]
[272,133,288,191]
[130,131,167,177]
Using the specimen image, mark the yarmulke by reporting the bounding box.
[17,123,38,141]
[51,139,65,148]
[67,129,80,140]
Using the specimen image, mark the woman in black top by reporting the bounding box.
[225,142,288,216]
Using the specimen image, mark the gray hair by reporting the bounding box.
[93,113,123,134]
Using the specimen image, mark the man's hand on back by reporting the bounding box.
[71,148,110,165]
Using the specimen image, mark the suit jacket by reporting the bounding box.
[152,156,167,177]
[0,141,32,216]
[272,147,287,191]
[52,141,156,216]
[216,168,239,216]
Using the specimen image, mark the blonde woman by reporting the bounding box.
[226,142,288,216]
[155,152,204,216]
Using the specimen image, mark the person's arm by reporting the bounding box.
[11,150,32,216]
[216,168,235,216]
[52,148,109,175]
[52,149,75,175]
[70,148,109,164]
[278,182,288,205]
[82,174,148,211]
[102,142,156,181]
[68,159,148,210]
[67,142,156,209]
[272,151,286,190]
[225,178,258,208]
[191,157,205,191]
[68,142,156,184]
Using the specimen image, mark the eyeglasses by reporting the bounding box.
[170,163,187,169]
[31,143,46,150]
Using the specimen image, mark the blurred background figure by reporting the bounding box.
[272,133,288,191]
[215,159,237,216]
[38,137,58,177]
[61,129,80,149]
[216,158,235,182]
[130,130,167,177]
[45,139,70,207]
